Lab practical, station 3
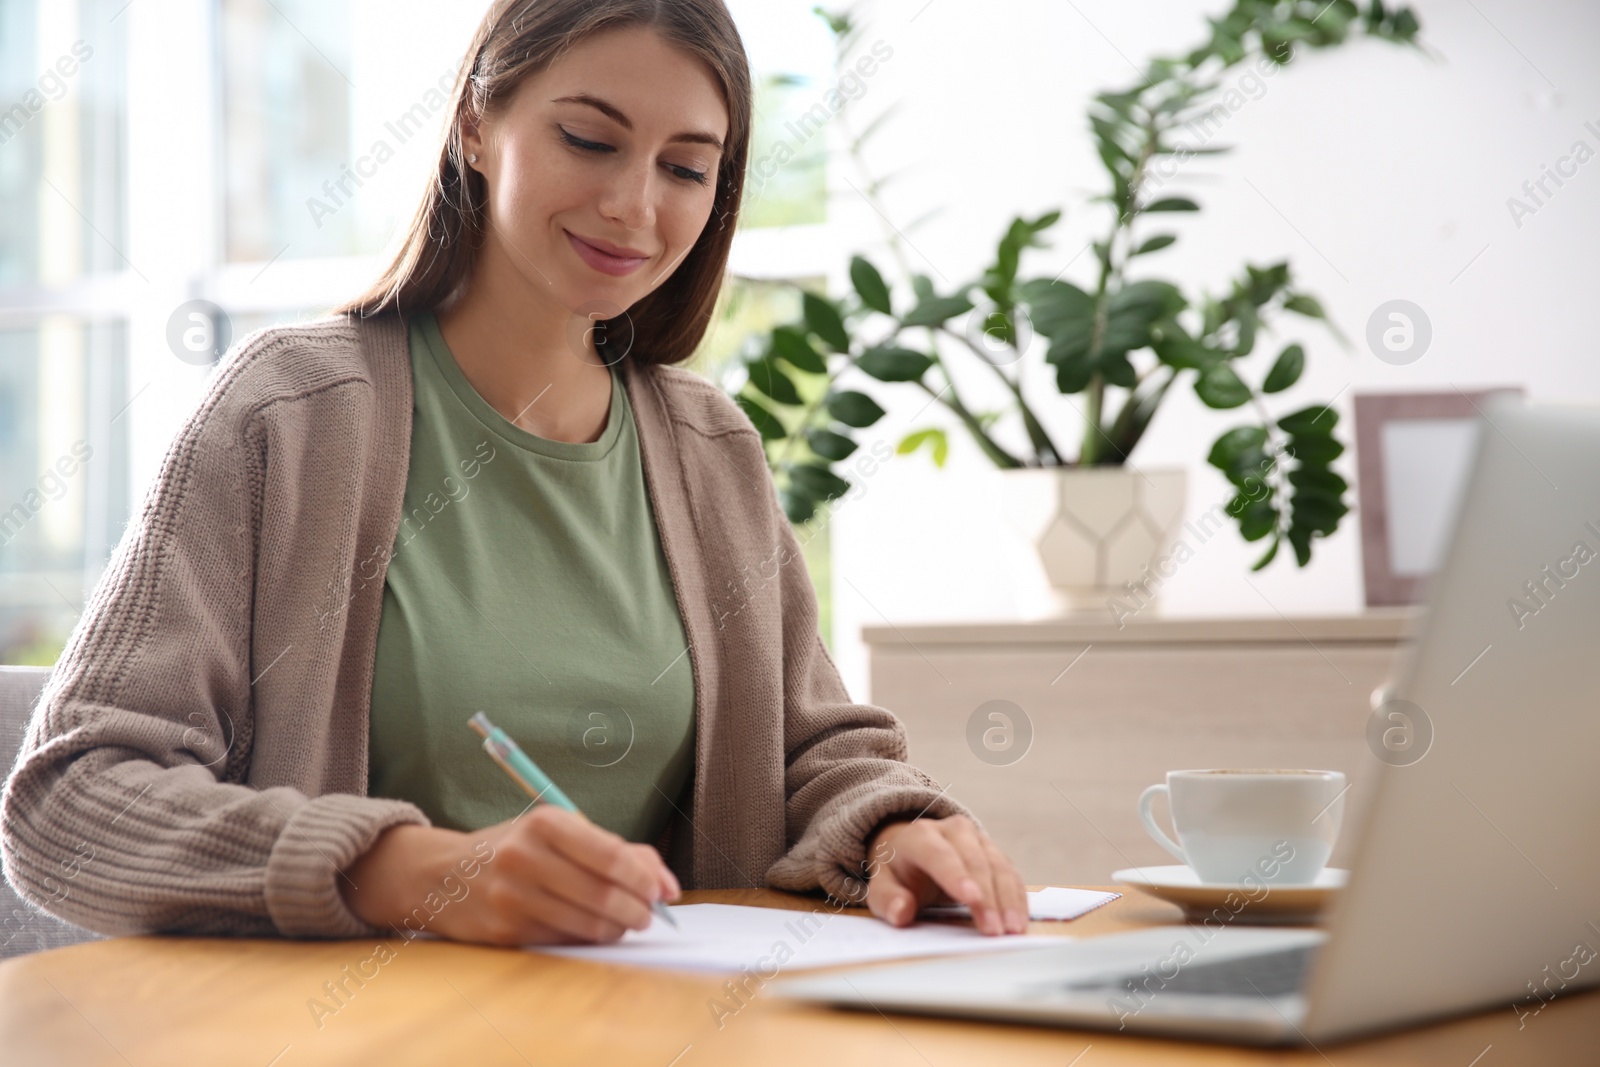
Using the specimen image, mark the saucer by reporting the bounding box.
[1112,865,1348,924]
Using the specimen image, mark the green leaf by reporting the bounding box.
[802,291,850,352]
[789,463,851,502]
[1285,434,1344,464]
[1232,301,1259,356]
[1241,263,1292,307]
[1054,349,1096,393]
[1045,328,1092,368]
[1235,497,1279,541]
[770,326,826,374]
[1207,425,1269,471]
[805,427,858,461]
[911,274,936,302]
[781,486,820,525]
[857,346,933,383]
[1100,352,1138,389]
[1289,466,1349,498]
[1250,536,1280,571]
[1109,280,1186,320]
[1283,293,1327,319]
[1195,364,1251,409]
[747,357,801,405]
[1262,343,1305,394]
[1287,523,1314,566]
[850,256,893,315]
[896,428,949,467]
[1278,405,1338,436]
[1019,279,1096,338]
[1290,495,1348,535]
[901,293,974,329]
[1150,321,1219,370]
[1133,234,1178,256]
[825,390,886,428]
[1101,310,1154,357]
[1143,197,1200,212]
[736,394,786,441]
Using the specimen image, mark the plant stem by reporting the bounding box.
[937,324,1062,464]
[1082,115,1158,467]
[917,379,1024,468]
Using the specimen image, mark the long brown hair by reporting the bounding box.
[335,0,751,367]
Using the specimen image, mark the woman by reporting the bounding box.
[0,0,1027,947]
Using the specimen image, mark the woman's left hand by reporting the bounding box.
[863,815,1028,935]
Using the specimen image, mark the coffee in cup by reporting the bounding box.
[1137,769,1346,885]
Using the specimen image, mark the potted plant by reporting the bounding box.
[724,1,1423,610]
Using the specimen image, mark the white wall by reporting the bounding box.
[820,0,1600,701]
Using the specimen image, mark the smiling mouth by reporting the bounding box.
[565,230,652,277]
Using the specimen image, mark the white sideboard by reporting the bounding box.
[864,610,1421,887]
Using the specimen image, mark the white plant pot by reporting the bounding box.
[1000,466,1188,617]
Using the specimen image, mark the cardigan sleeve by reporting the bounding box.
[0,350,428,940]
[759,490,976,905]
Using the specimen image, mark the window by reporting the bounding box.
[0,0,131,664]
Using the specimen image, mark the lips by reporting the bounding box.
[565,230,650,277]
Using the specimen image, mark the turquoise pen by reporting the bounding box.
[467,711,679,930]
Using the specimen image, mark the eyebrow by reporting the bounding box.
[550,93,725,152]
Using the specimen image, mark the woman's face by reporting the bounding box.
[464,25,729,332]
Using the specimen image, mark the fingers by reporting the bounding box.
[986,837,1030,934]
[523,807,668,908]
[484,874,634,943]
[865,862,918,927]
[886,823,988,917]
[865,817,1029,937]
[942,817,1005,935]
[470,807,679,944]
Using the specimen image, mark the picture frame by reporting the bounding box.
[1353,388,1525,607]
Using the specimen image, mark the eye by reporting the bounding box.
[669,163,711,188]
[559,125,710,188]
[559,126,612,154]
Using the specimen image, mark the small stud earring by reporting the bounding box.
[468,153,478,163]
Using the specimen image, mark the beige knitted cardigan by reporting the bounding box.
[0,312,968,939]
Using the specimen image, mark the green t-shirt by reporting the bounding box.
[367,312,696,842]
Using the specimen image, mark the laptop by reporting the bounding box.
[773,395,1600,1045]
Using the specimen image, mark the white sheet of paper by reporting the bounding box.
[920,886,1120,922]
[530,902,1045,973]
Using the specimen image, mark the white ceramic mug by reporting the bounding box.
[1137,769,1346,885]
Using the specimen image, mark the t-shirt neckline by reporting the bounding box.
[413,309,627,462]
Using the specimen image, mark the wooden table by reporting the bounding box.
[1,887,1594,1066]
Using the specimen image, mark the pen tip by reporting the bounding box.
[468,711,491,738]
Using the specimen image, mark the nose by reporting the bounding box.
[597,159,655,233]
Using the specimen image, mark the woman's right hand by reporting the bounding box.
[341,805,680,945]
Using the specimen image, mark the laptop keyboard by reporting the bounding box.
[1061,944,1318,999]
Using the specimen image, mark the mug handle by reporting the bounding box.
[1138,784,1189,863]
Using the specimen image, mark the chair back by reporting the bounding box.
[0,666,104,958]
